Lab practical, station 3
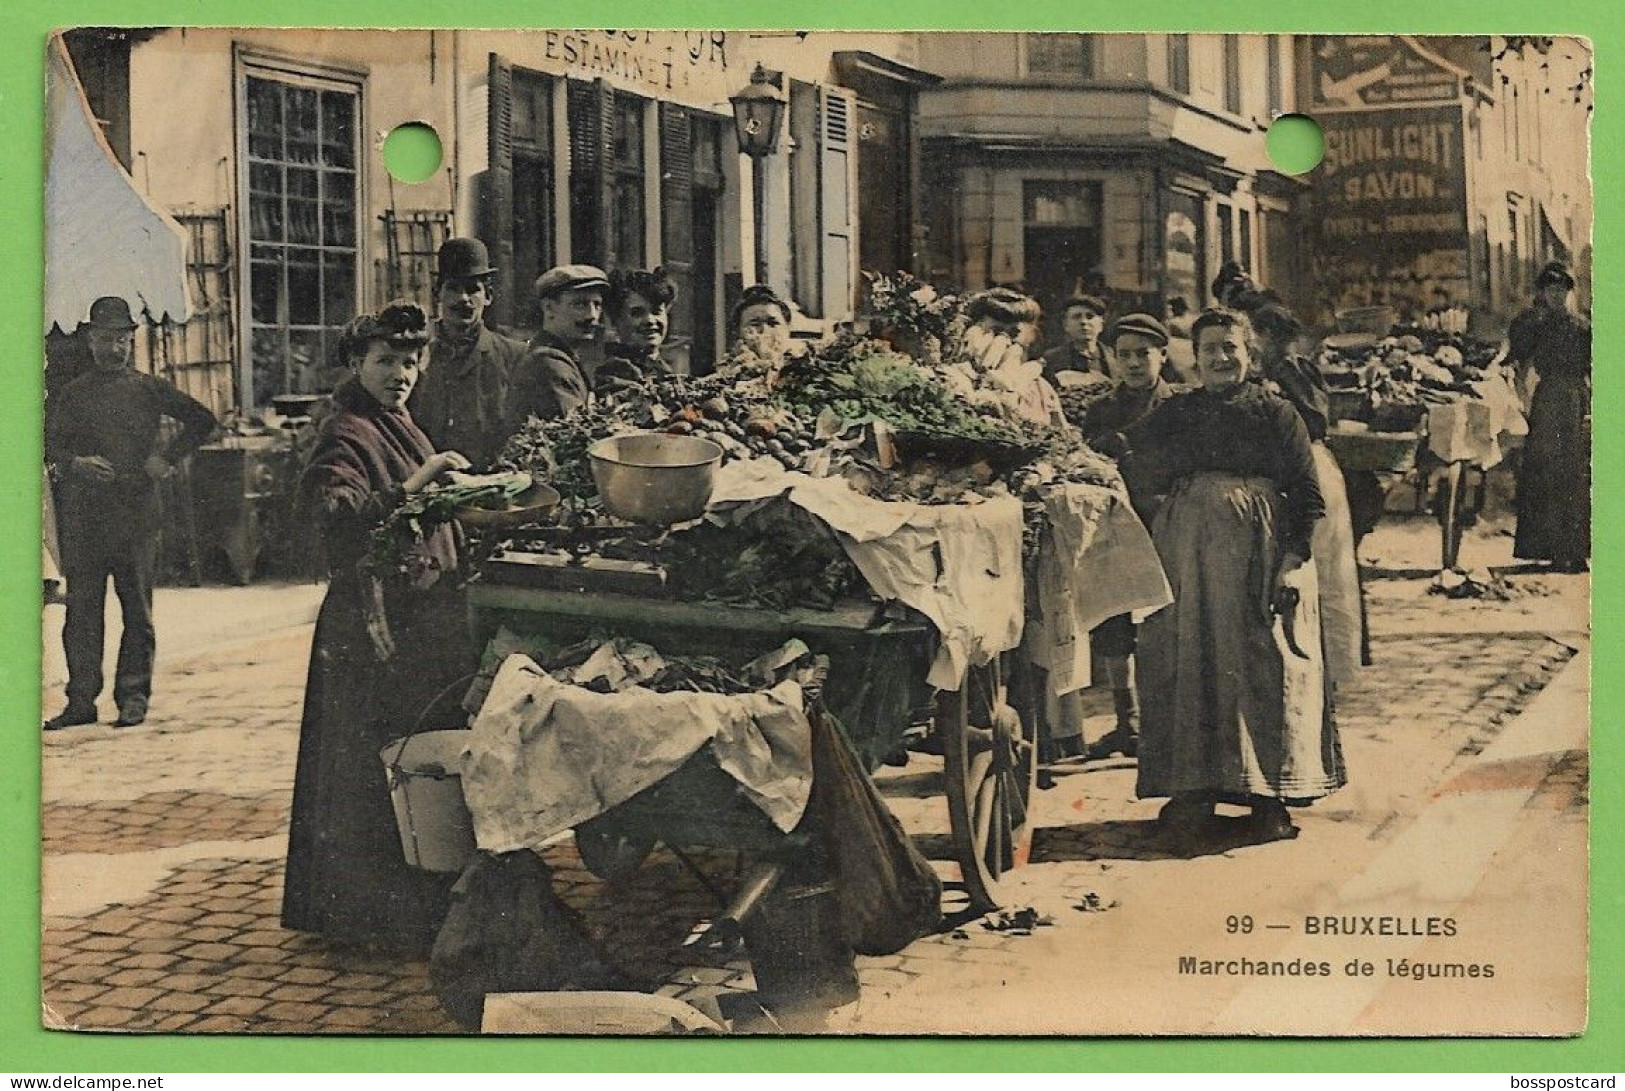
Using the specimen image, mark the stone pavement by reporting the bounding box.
[38,513,1590,1036]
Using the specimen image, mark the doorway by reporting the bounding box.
[1022,180,1103,341]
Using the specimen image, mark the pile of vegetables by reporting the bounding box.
[773,347,1027,448]
[1319,331,1503,430]
[363,471,531,578]
[480,273,1154,607]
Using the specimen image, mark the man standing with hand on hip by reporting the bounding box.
[45,296,218,730]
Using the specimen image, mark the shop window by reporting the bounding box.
[611,94,646,270]
[1167,35,1191,94]
[1217,202,1235,274]
[857,100,911,277]
[242,70,359,408]
[1239,208,1253,274]
[1163,193,1204,315]
[1026,34,1098,82]
[1223,36,1242,114]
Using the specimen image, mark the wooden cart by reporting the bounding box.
[466,560,1037,915]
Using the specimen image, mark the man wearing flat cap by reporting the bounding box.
[405,238,527,469]
[1507,260,1591,571]
[506,264,609,426]
[45,296,218,730]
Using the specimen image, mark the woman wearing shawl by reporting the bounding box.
[281,302,475,954]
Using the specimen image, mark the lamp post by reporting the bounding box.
[729,63,788,287]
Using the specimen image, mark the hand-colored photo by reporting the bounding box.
[39,28,1591,1036]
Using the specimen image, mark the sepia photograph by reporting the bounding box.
[38,28,1591,1037]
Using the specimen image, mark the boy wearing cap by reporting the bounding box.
[44,296,218,729]
[1066,313,1177,760]
[406,238,528,469]
[506,264,609,426]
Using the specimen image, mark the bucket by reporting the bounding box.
[380,730,477,873]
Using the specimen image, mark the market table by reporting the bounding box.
[461,461,1169,913]
[466,565,1033,914]
[1325,373,1527,571]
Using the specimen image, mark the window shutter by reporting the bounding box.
[567,79,615,265]
[818,85,858,323]
[660,103,694,265]
[485,53,516,328]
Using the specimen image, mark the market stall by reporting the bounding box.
[1318,327,1527,570]
[372,277,1170,1017]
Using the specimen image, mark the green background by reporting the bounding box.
[2,0,1616,1073]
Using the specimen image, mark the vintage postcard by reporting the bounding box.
[39,28,1591,1037]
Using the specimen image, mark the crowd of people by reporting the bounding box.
[41,235,1590,956]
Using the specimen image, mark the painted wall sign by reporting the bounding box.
[1311,104,1471,316]
[1309,35,1465,110]
[539,29,730,94]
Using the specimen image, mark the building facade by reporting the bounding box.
[1297,34,1592,331]
[913,33,1308,338]
[60,28,938,412]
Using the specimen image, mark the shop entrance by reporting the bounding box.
[1022,180,1102,338]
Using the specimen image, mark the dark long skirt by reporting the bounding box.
[281,575,474,954]
[1515,371,1591,567]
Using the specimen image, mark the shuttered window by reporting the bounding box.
[1167,35,1191,94]
[818,86,857,320]
[660,106,725,372]
[485,56,555,329]
[788,82,858,321]
[1223,35,1242,114]
[566,80,647,270]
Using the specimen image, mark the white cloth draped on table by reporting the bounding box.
[460,655,814,853]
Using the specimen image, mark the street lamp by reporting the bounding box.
[730,63,788,286]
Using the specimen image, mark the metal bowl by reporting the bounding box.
[588,432,724,525]
[454,481,561,529]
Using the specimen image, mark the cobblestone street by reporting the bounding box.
[39,515,1590,1036]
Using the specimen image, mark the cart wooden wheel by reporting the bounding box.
[1438,460,1468,570]
[935,653,1038,914]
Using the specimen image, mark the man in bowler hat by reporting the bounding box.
[405,238,528,468]
[506,264,610,426]
[45,297,218,729]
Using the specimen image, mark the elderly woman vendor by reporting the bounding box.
[1119,308,1346,845]
[281,301,476,954]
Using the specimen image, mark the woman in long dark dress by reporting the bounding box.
[1121,308,1345,844]
[281,302,475,954]
[1511,262,1592,572]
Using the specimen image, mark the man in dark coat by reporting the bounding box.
[505,264,609,426]
[406,238,528,469]
[44,296,218,729]
[1039,294,1109,381]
